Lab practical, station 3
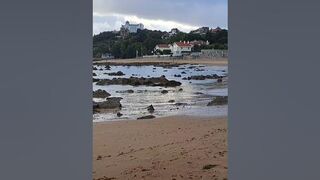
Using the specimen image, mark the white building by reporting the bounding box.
[170,41,193,56]
[154,44,171,53]
[121,21,144,33]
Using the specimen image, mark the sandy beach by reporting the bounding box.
[93,116,227,180]
[93,57,228,66]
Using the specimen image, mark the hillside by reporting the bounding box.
[93,28,228,59]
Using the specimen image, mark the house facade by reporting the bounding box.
[170,41,193,56]
[154,44,171,54]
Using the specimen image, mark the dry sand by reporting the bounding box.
[94,57,228,66]
[93,116,227,180]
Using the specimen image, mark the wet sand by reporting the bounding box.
[93,115,227,180]
[93,57,228,66]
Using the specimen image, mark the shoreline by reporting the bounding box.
[93,57,228,66]
[93,115,228,180]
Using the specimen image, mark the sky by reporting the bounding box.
[93,0,228,35]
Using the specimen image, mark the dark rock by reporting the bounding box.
[96,76,181,87]
[117,112,123,117]
[168,100,175,103]
[106,71,125,76]
[93,89,111,98]
[175,102,188,106]
[116,89,134,93]
[181,71,186,74]
[174,74,181,77]
[186,74,221,80]
[178,88,183,92]
[194,92,204,95]
[93,73,97,76]
[105,65,111,70]
[182,77,188,80]
[93,78,99,82]
[161,90,168,94]
[207,96,228,106]
[147,105,155,113]
[93,97,123,110]
[217,78,223,83]
[93,66,98,70]
[137,115,156,120]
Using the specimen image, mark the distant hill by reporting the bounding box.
[93,28,228,58]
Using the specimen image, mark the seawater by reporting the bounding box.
[93,64,228,122]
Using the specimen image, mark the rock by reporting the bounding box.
[93,89,111,98]
[182,77,188,80]
[207,96,228,106]
[137,115,156,120]
[117,112,123,117]
[147,105,155,113]
[116,89,134,93]
[186,74,221,80]
[93,97,123,110]
[168,100,175,103]
[93,66,98,70]
[178,88,183,92]
[163,70,168,72]
[93,78,99,82]
[194,92,204,95]
[99,68,103,71]
[174,74,181,77]
[96,76,181,87]
[93,73,97,76]
[161,90,168,94]
[107,71,125,76]
[181,71,186,74]
[175,102,188,106]
[217,78,223,83]
[105,65,111,70]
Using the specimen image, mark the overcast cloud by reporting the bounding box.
[93,0,228,35]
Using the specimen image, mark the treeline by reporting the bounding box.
[93,29,228,58]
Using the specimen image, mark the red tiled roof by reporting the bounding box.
[156,44,170,48]
[174,42,193,47]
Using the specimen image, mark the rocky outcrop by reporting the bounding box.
[137,115,156,120]
[185,74,222,80]
[161,90,168,94]
[93,89,111,98]
[116,89,134,93]
[207,96,228,106]
[117,112,123,117]
[96,76,181,87]
[147,105,155,113]
[93,78,99,82]
[93,97,122,111]
[106,71,125,76]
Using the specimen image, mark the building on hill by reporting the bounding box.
[191,27,209,35]
[154,44,171,54]
[170,41,194,56]
[121,21,144,33]
[210,27,222,33]
[169,28,179,36]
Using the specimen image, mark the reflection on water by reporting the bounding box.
[93,64,228,122]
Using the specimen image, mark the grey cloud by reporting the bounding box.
[93,0,227,28]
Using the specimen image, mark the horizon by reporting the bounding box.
[93,0,228,35]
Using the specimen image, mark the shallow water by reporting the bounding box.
[93,64,228,122]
